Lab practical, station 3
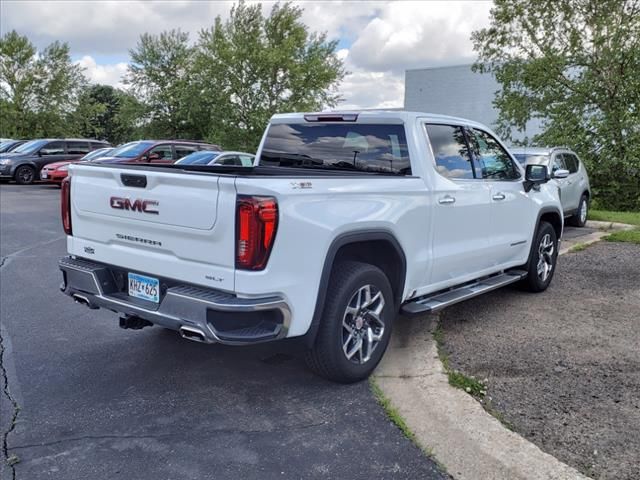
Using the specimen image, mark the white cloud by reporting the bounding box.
[337,53,405,110]
[75,56,128,89]
[1,0,494,109]
[0,0,233,54]
[349,1,492,72]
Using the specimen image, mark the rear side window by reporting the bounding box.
[90,142,108,150]
[67,141,90,154]
[175,145,198,159]
[260,123,411,175]
[425,124,476,179]
[562,153,579,173]
[468,129,520,180]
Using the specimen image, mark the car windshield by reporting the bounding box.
[513,153,549,166]
[12,139,48,154]
[176,151,220,165]
[109,141,153,158]
[0,141,15,152]
[260,123,411,175]
[81,148,114,161]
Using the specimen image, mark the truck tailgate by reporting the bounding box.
[67,164,237,292]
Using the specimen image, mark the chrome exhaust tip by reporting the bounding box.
[179,326,207,343]
[72,294,90,307]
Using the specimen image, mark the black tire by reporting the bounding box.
[14,165,36,185]
[568,194,588,227]
[522,221,558,292]
[305,261,395,383]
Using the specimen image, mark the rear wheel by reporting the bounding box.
[568,194,588,227]
[14,165,36,185]
[305,261,394,383]
[522,221,558,292]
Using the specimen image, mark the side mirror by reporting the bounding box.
[552,168,569,179]
[524,164,550,192]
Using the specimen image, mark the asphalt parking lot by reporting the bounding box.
[0,183,446,480]
[440,241,640,480]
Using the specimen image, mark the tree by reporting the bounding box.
[126,30,199,139]
[71,84,143,144]
[0,30,86,138]
[194,1,345,151]
[472,0,640,210]
[0,30,39,137]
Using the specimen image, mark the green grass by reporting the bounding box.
[370,378,449,473]
[604,228,640,245]
[589,210,640,226]
[370,379,417,443]
[569,242,589,253]
[433,326,487,397]
[447,370,487,396]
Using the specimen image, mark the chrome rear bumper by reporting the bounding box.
[59,256,290,345]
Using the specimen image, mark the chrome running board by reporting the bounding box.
[401,270,527,315]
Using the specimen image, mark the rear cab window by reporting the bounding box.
[260,123,411,175]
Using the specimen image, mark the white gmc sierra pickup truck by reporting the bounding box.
[59,111,564,383]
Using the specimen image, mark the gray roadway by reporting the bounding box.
[0,184,446,480]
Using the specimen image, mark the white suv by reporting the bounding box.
[512,147,591,227]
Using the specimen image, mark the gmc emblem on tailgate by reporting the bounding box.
[110,197,159,215]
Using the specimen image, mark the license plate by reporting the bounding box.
[128,272,160,303]
[40,171,48,179]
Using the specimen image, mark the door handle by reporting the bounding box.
[492,193,506,201]
[438,195,456,205]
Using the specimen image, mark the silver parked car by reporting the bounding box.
[511,147,591,227]
[175,150,255,167]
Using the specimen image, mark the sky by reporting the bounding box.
[0,0,493,109]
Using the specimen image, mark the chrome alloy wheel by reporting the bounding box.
[537,233,555,282]
[580,199,588,224]
[342,284,386,364]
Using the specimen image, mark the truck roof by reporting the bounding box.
[270,110,491,130]
[510,147,571,155]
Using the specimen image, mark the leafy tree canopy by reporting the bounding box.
[195,1,345,151]
[472,0,640,210]
[0,30,85,138]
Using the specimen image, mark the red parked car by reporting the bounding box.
[40,147,114,184]
[93,140,220,165]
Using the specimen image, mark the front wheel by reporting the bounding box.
[305,261,394,383]
[522,221,558,292]
[568,194,588,227]
[14,165,36,185]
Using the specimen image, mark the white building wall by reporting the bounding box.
[403,64,543,142]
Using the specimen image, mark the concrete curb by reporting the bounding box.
[371,228,624,479]
[374,317,589,480]
[560,221,634,255]
[585,220,635,231]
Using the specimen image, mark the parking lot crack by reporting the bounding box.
[0,325,20,480]
[11,421,330,452]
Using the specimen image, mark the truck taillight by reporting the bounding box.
[236,195,278,270]
[61,176,72,235]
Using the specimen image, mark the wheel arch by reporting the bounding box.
[303,230,407,348]
[538,207,563,240]
[525,207,563,267]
